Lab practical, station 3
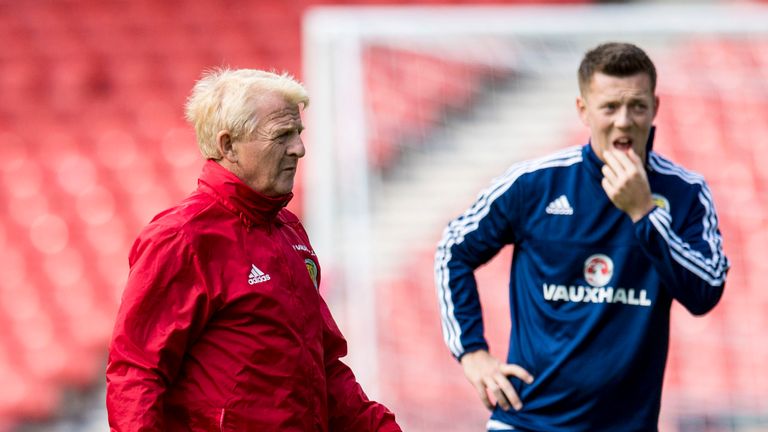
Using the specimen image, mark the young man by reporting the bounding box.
[106,69,401,431]
[435,43,729,431]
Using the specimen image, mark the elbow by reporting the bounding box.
[686,283,725,316]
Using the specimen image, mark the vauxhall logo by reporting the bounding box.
[542,254,652,307]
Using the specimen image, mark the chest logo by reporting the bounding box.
[305,259,318,289]
[248,264,271,285]
[651,193,670,213]
[545,195,574,215]
[584,254,613,287]
[293,244,315,255]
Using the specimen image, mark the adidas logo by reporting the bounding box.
[248,264,271,285]
[545,195,574,215]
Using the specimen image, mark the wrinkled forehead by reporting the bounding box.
[253,93,302,125]
[262,106,302,126]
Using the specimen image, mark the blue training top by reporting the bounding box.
[435,136,729,431]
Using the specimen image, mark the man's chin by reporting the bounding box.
[275,182,295,196]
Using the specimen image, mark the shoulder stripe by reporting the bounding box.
[448,147,582,242]
[435,147,582,357]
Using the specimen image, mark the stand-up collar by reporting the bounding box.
[582,126,656,180]
[197,160,292,227]
[582,141,604,181]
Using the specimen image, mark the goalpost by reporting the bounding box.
[302,3,768,429]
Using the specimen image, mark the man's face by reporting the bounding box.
[576,72,658,164]
[233,93,305,196]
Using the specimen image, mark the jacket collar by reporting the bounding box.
[582,126,656,180]
[197,160,292,227]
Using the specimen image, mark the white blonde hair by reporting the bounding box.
[184,68,309,159]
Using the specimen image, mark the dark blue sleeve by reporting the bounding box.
[435,174,520,360]
[634,182,729,315]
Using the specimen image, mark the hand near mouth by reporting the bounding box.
[600,149,655,222]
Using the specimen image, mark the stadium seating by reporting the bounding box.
[1,0,592,428]
[654,38,768,414]
[4,0,766,429]
[364,46,500,168]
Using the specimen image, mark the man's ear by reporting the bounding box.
[216,130,237,162]
[576,96,589,127]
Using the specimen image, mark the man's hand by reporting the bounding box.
[460,350,534,411]
[601,149,655,222]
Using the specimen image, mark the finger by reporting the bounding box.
[494,373,523,411]
[601,177,617,200]
[625,150,649,180]
[483,376,510,411]
[601,163,618,185]
[603,150,629,173]
[602,152,626,183]
[473,381,493,411]
[626,148,641,163]
[602,149,620,168]
[626,147,647,168]
[500,364,535,384]
[610,149,639,173]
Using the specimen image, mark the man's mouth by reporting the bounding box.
[613,137,633,152]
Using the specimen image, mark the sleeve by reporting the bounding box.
[634,182,730,315]
[106,229,213,431]
[320,300,402,432]
[434,173,521,360]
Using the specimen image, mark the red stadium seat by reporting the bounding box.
[363,45,501,168]
[653,38,768,411]
[0,0,764,428]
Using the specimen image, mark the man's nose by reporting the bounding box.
[288,136,306,158]
[614,107,632,128]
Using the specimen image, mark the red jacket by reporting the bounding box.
[106,161,400,431]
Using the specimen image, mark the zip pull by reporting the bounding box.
[239,213,252,232]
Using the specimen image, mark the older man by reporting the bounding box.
[107,69,401,431]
